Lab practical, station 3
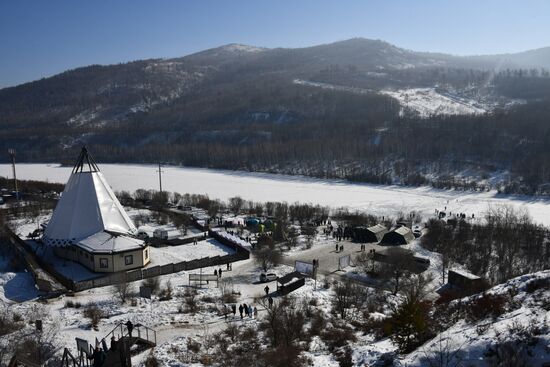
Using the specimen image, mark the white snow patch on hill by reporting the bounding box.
[222,43,266,53]
[293,79,375,94]
[381,88,488,117]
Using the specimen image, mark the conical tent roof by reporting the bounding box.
[43,147,137,246]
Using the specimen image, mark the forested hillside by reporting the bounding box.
[2,38,550,194]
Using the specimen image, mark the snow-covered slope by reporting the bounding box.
[401,270,550,366]
[381,88,489,117]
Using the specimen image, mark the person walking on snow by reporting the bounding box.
[264,285,269,296]
[238,304,243,319]
[125,320,134,338]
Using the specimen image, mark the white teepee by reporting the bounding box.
[43,147,137,246]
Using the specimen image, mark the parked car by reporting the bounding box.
[260,273,278,282]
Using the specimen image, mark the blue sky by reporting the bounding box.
[1,0,549,88]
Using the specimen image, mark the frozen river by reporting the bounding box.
[1,163,550,225]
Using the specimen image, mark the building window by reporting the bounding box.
[99,258,108,269]
[144,249,148,259]
[125,255,133,266]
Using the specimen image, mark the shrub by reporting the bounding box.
[158,280,173,301]
[308,311,327,337]
[180,288,199,314]
[142,277,160,295]
[114,280,134,304]
[466,293,507,321]
[260,345,310,367]
[187,338,202,354]
[334,345,353,367]
[83,305,104,330]
[320,323,357,352]
[525,278,550,293]
[144,352,160,367]
[388,299,433,353]
[201,295,216,303]
[219,279,238,303]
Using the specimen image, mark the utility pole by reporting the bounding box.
[157,162,163,193]
[8,149,18,199]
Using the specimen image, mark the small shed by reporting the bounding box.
[448,269,484,293]
[381,226,415,245]
[353,224,388,243]
[277,271,306,295]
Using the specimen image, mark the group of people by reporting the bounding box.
[324,224,354,242]
[436,208,475,220]
[213,268,223,277]
[87,321,135,367]
[335,243,345,252]
[236,303,257,319]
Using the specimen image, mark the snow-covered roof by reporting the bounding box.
[43,147,137,246]
[367,224,388,234]
[449,268,481,280]
[211,228,252,250]
[394,226,413,236]
[76,231,145,254]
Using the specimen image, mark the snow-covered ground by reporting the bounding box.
[294,79,375,94]
[2,163,550,226]
[381,88,488,117]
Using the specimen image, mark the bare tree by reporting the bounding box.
[380,247,416,295]
[422,333,465,367]
[142,276,161,295]
[286,226,300,250]
[402,273,435,303]
[228,196,244,214]
[301,225,316,249]
[114,278,134,304]
[332,279,367,319]
[254,235,282,271]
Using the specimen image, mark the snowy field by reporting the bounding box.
[2,163,550,226]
